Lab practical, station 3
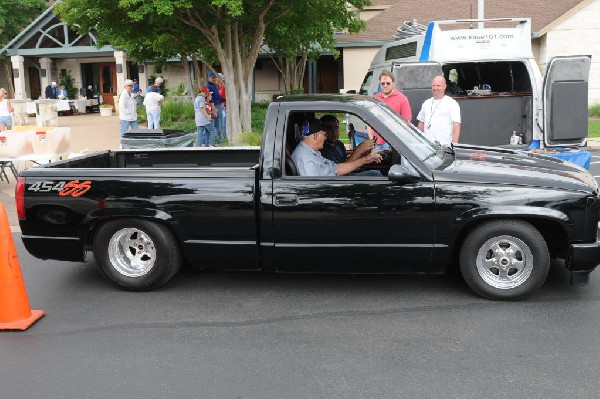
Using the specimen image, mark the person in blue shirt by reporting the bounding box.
[45,81,58,99]
[58,85,68,99]
[206,71,226,144]
[146,77,163,94]
[133,78,143,104]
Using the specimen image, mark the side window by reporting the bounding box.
[284,111,396,179]
[359,72,373,95]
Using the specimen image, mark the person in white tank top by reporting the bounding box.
[0,88,14,131]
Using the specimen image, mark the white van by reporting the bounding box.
[354,18,590,148]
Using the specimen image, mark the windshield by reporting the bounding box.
[358,72,373,95]
[358,100,444,168]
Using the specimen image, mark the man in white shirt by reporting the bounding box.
[417,76,461,146]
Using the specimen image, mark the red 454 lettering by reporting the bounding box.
[58,180,92,197]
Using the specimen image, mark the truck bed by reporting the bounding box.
[39,147,261,170]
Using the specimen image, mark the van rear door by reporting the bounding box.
[543,55,591,147]
[391,62,442,125]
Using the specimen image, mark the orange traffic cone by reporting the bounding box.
[0,203,44,330]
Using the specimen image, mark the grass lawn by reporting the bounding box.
[589,119,600,138]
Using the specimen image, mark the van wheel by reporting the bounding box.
[93,220,182,291]
[459,220,549,300]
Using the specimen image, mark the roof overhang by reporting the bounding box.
[335,40,392,48]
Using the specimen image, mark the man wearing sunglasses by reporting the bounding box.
[374,71,412,121]
[369,71,412,150]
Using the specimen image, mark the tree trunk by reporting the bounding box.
[1,61,15,98]
[175,0,277,143]
[294,53,308,90]
[273,53,308,94]
[179,54,193,96]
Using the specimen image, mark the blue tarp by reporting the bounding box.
[522,140,591,170]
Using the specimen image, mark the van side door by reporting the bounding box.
[543,55,591,147]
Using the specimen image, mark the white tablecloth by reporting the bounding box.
[26,101,37,114]
[69,99,87,113]
[57,100,71,111]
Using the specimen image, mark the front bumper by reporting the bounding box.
[567,241,600,286]
[568,241,600,272]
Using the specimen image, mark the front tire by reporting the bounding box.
[93,219,182,291]
[459,220,550,300]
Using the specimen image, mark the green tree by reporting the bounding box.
[0,0,46,97]
[265,1,368,94]
[55,0,369,142]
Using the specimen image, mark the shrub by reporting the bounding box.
[251,101,270,134]
[166,121,197,132]
[239,131,262,146]
[136,104,147,124]
[151,99,271,136]
[161,100,194,124]
[58,71,78,99]
[590,104,600,118]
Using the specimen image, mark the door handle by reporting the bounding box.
[275,194,298,205]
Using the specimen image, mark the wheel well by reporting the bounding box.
[449,217,569,269]
[84,217,181,252]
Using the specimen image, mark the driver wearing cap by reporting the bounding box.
[291,119,382,176]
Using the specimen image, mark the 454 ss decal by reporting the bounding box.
[28,180,92,197]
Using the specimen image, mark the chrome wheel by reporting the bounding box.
[476,235,534,290]
[108,227,157,277]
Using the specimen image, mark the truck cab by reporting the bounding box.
[355,18,590,148]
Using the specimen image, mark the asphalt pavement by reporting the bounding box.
[2,237,600,398]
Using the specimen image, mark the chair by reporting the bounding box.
[0,161,18,183]
[284,123,302,176]
[352,131,370,149]
[285,148,298,176]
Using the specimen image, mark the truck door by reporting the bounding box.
[271,175,436,274]
[391,62,442,125]
[271,107,437,275]
[543,55,591,147]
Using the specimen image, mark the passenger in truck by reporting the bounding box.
[319,114,374,164]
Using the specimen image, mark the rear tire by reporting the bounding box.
[459,220,550,300]
[93,219,182,291]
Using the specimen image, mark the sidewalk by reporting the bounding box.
[0,113,122,231]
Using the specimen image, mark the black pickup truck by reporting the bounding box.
[16,95,600,300]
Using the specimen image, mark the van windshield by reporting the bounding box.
[358,100,443,169]
[359,72,373,95]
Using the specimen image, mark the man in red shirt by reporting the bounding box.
[370,71,412,150]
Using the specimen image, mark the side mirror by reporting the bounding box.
[388,163,420,184]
